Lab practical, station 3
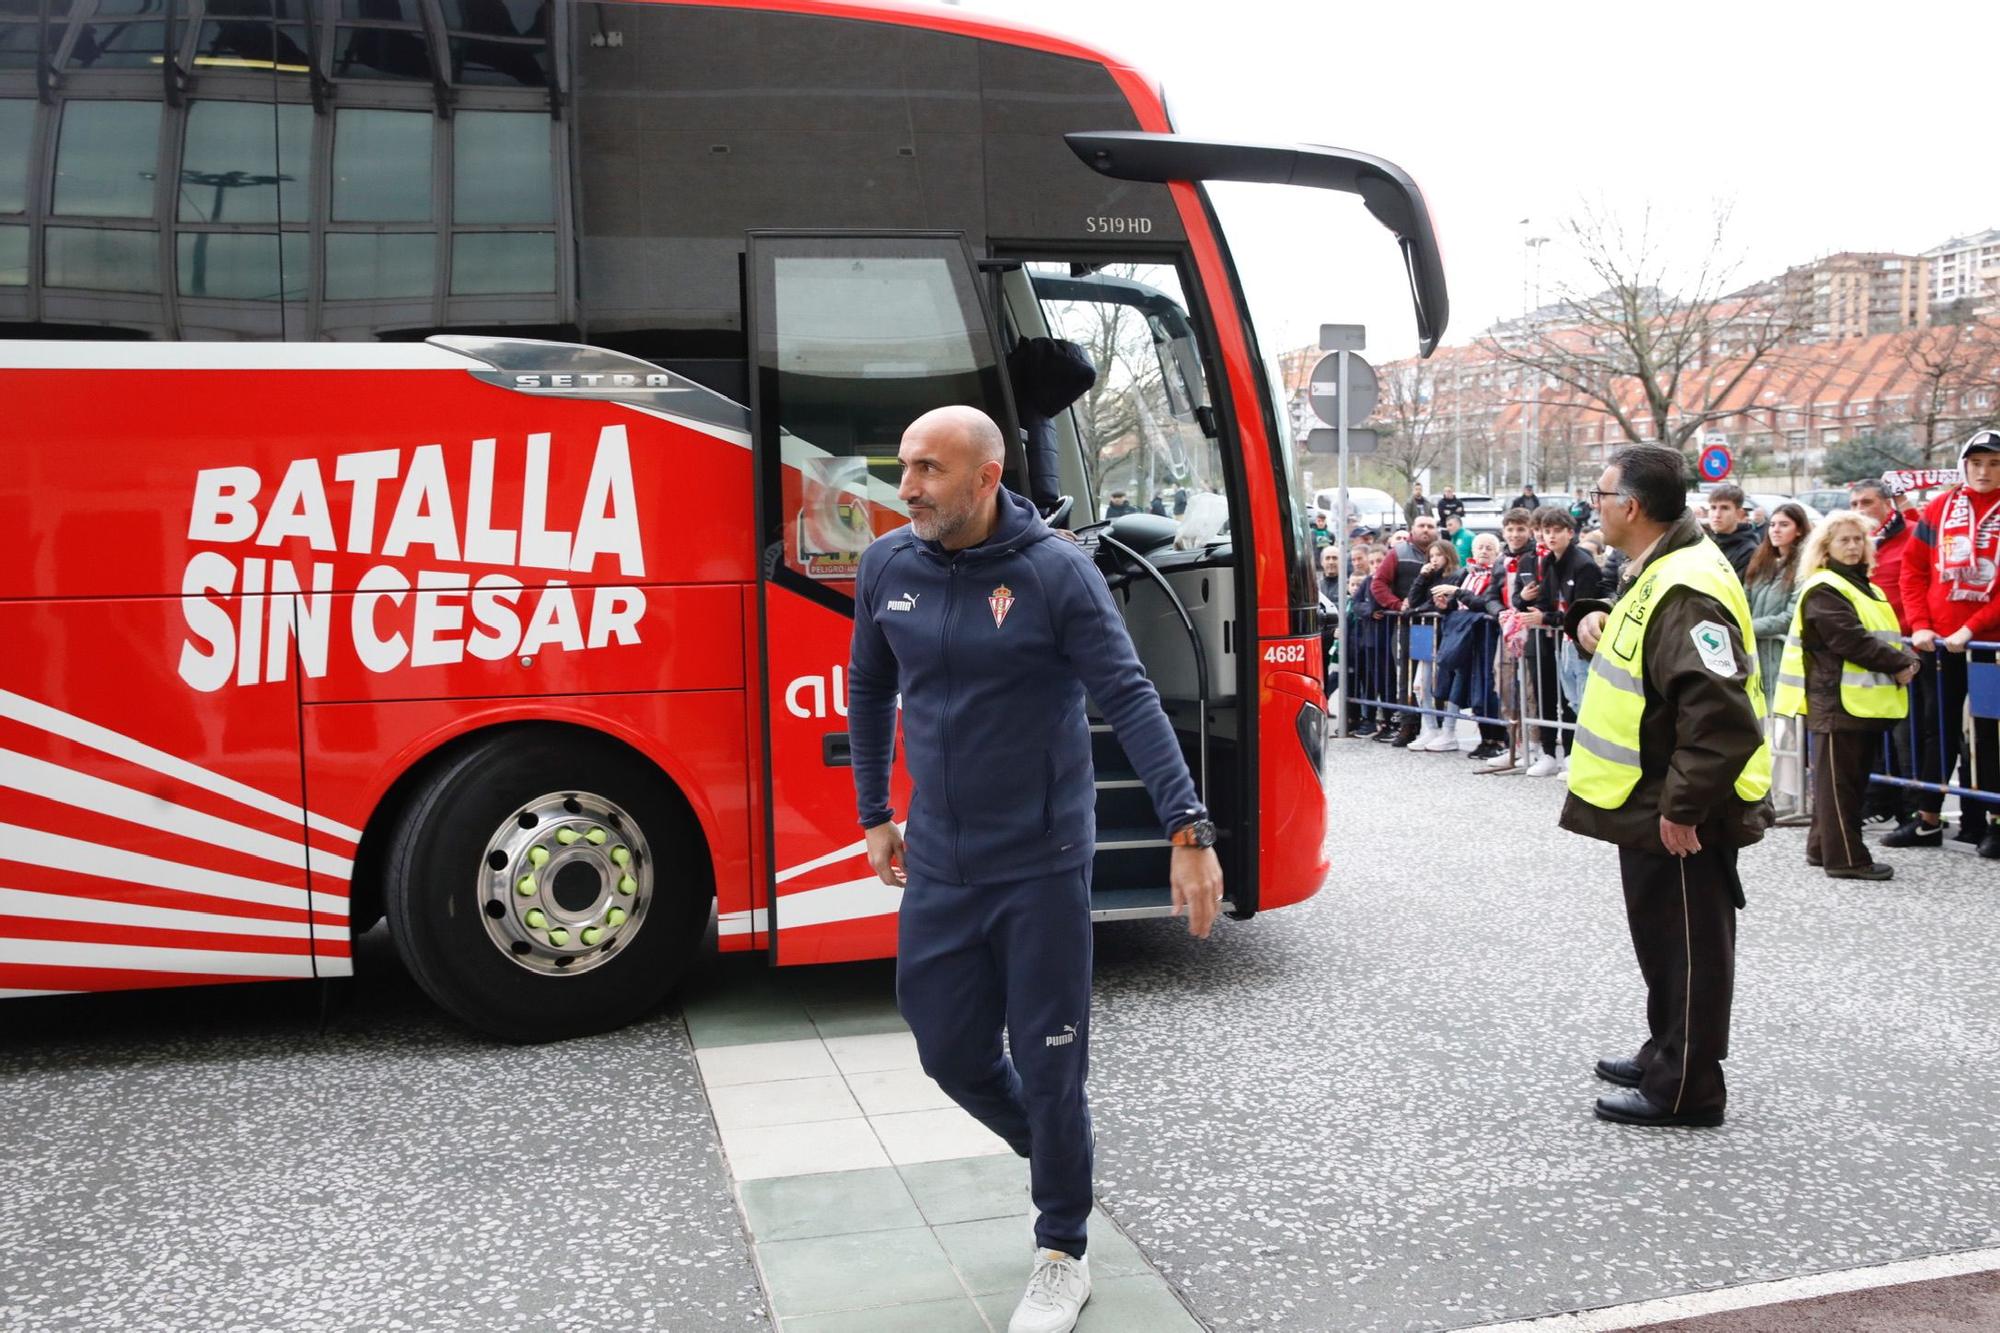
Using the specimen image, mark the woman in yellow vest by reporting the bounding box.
[1773,511,1921,881]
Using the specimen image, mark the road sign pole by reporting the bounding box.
[1335,347,1350,739]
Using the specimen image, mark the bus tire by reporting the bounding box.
[382,726,711,1043]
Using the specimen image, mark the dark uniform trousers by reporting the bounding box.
[1809,731,1880,872]
[896,867,1094,1258]
[1618,831,1741,1115]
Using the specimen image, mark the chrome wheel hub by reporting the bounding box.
[477,791,651,976]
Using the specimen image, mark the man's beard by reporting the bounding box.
[910,497,975,544]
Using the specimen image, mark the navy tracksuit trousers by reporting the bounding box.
[896,867,1094,1257]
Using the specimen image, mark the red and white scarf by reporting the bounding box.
[1937,486,2000,602]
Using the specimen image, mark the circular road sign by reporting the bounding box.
[1698,443,1733,481]
[1308,352,1378,429]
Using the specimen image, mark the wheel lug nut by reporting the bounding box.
[617,875,636,896]
[607,907,627,927]
[584,826,607,845]
[524,908,547,929]
[528,846,550,867]
[555,828,579,846]
[609,846,630,866]
[515,875,537,896]
[581,926,603,946]
[548,927,570,946]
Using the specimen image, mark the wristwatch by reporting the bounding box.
[1169,818,1217,849]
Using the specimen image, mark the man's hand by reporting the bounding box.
[1520,581,1541,602]
[1944,626,1974,653]
[1578,610,1608,654]
[1169,847,1224,938]
[1895,662,1920,685]
[1518,608,1545,627]
[864,822,907,886]
[1659,817,1702,857]
[1911,628,1938,653]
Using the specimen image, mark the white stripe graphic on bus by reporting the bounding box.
[0,887,316,941]
[0,749,353,881]
[720,875,902,938]
[0,823,347,920]
[0,689,363,844]
[0,938,317,979]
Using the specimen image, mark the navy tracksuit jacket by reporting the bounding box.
[847,486,1206,1256]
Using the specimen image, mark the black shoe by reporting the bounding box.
[1371,727,1399,744]
[1388,727,1420,749]
[1826,863,1894,880]
[1954,816,1990,846]
[1467,743,1501,762]
[1351,723,1376,738]
[1594,1089,1723,1128]
[1594,1056,1643,1088]
[1806,853,1821,867]
[1980,832,2000,861]
[1881,818,1943,848]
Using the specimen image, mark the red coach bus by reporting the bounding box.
[0,0,1446,1040]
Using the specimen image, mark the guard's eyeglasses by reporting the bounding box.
[1586,488,1627,505]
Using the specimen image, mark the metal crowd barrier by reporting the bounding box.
[1332,604,1997,820]
[1333,608,1578,771]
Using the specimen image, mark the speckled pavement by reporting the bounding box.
[2,737,1994,1332]
[0,928,768,1332]
[1081,735,2000,1330]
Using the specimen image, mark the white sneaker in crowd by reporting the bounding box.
[1479,751,1514,772]
[1410,721,1441,750]
[1559,753,1571,775]
[1009,1250,1091,1333]
[1525,754,1562,778]
[1427,725,1465,751]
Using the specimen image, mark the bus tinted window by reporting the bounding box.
[176,231,305,301]
[0,224,27,285]
[54,101,160,218]
[453,111,554,224]
[333,109,434,222]
[1,98,30,212]
[45,225,159,292]
[180,100,312,225]
[451,231,554,294]
[326,231,434,299]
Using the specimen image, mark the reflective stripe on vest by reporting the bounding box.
[1771,571,1909,721]
[1567,536,1774,810]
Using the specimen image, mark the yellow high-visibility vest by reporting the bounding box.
[1567,538,1773,810]
[1772,570,1908,721]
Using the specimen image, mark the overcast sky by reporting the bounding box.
[968,0,1997,365]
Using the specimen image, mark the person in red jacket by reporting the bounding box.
[1848,479,1913,629]
[1886,430,2000,859]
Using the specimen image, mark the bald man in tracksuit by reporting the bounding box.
[849,406,1221,1333]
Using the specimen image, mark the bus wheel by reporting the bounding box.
[383,728,710,1043]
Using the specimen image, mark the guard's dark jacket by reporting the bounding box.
[1560,510,1775,853]
[848,487,1206,885]
[1798,560,1920,734]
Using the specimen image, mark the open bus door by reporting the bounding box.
[746,232,1020,964]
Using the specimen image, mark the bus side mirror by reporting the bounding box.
[1064,131,1450,357]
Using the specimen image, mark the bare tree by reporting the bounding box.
[1480,203,1807,461]
[1372,357,1452,496]
[1896,318,1999,463]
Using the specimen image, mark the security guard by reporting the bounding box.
[1562,444,1774,1128]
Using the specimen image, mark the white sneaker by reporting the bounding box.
[1410,722,1440,750]
[1525,754,1561,778]
[1559,754,1571,775]
[1009,1250,1091,1333]
[1479,752,1516,773]
[1423,730,1463,752]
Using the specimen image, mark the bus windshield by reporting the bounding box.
[1025,262,1229,529]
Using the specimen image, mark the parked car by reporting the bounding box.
[1794,488,1852,515]
[1313,485,1400,535]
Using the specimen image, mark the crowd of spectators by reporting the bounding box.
[1317,453,2000,860]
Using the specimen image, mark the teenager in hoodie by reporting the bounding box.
[1704,484,1760,581]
